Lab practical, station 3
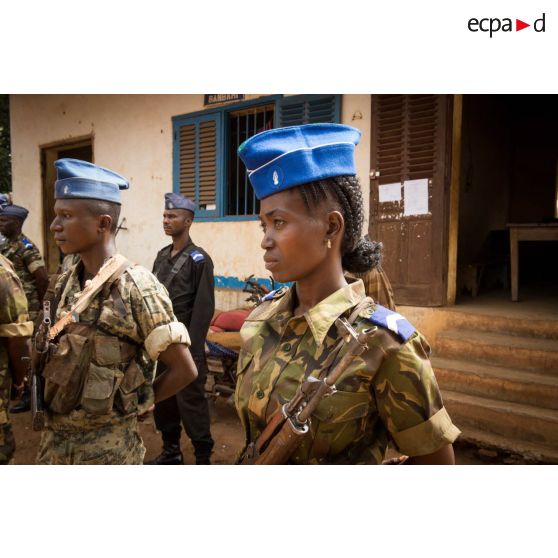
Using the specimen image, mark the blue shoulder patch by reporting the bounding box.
[21,236,33,249]
[365,304,416,343]
[190,250,205,262]
[261,287,287,302]
[261,289,277,302]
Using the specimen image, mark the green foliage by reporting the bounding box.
[0,94,11,192]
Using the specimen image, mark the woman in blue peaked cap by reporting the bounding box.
[234,123,460,465]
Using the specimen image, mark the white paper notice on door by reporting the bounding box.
[403,179,429,216]
[378,182,401,203]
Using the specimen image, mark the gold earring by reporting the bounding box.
[327,239,332,249]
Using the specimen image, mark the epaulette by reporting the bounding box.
[365,304,416,343]
[21,236,34,250]
[190,250,205,262]
[260,286,287,303]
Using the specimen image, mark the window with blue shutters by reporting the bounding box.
[277,94,341,127]
[173,111,221,219]
[172,94,341,221]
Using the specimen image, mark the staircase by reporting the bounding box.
[431,311,558,463]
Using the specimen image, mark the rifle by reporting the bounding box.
[239,318,377,465]
[28,300,51,431]
[242,274,275,306]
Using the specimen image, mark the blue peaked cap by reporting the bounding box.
[54,158,129,205]
[0,204,28,220]
[165,192,195,214]
[237,123,361,200]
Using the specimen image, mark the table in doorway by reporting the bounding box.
[507,223,558,302]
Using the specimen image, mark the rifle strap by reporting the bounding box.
[314,296,375,381]
[48,254,131,340]
[156,246,195,289]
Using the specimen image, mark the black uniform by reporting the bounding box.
[152,238,215,462]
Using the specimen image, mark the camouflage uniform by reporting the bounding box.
[0,234,46,322]
[0,254,34,464]
[58,253,81,275]
[235,279,460,464]
[36,258,191,465]
[349,265,397,311]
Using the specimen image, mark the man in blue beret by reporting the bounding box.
[0,201,49,415]
[148,192,215,465]
[34,159,199,465]
[0,203,49,324]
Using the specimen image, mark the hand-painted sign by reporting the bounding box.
[204,94,245,106]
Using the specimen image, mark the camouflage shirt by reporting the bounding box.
[0,254,33,463]
[348,265,396,311]
[0,234,46,322]
[43,258,191,426]
[53,258,190,377]
[235,279,460,464]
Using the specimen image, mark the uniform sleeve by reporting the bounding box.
[188,253,215,354]
[0,268,34,337]
[372,333,460,456]
[128,269,191,361]
[22,243,46,274]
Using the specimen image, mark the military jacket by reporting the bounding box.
[349,265,396,311]
[0,254,33,430]
[235,279,460,464]
[0,234,46,321]
[41,258,190,429]
[152,238,214,355]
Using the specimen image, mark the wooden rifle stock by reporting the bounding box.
[240,318,377,465]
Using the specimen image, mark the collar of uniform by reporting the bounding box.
[58,260,83,312]
[247,285,295,324]
[304,279,365,346]
[164,237,194,259]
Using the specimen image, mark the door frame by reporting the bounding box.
[40,135,94,273]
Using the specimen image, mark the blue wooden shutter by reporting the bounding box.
[173,112,221,218]
[277,94,341,127]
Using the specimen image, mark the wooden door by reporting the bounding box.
[369,94,453,306]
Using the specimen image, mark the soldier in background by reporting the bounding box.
[0,253,33,464]
[347,237,396,311]
[0,204,48,322]
[147,193,215,465]
[0,203,48,414]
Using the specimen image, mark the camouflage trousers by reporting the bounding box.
[0,369,14,465]
[36,410,145,465]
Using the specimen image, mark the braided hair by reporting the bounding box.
[298,175,382,273]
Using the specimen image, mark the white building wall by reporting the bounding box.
[10,94,371,310]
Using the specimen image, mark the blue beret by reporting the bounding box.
[165,192,195,214]
[0,204,28,220]
[237,123,361,200]
[54,158,129,205]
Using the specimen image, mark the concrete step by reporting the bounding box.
[456,425,558,464]
[445,310,558,340]
[432,357,558,410]
[435,329,558,373]
[442,389,558,448]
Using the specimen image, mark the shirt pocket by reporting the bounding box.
[310,389,371,458]
[43,333,92,414]
[115,359,146,415]
[234,349,254,410]
[80,337,123,415]
[236,348,253,371]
